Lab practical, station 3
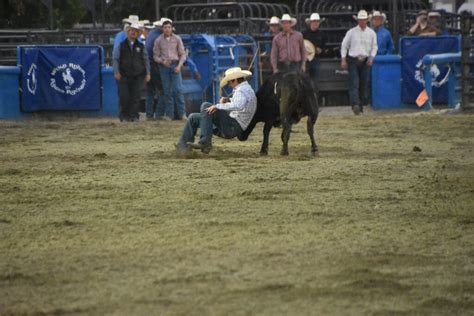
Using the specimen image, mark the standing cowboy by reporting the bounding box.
[262,16,280,56]
[176,67,257,154]
[271,14,307,74]
[144,19,167,120]
[113,23,151,122]
[341,10,377,115]
[370,11,394,55]
[303,13,327,92]
[153,19,187,121]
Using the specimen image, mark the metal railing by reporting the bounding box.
[422,53,461,109]
[166,2,292,35]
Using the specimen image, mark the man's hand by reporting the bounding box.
[315,47,322,55]
[273,68,279,74]
[194,71,201,81]
[219,97,229,104]
[114,73,121,81]
[206,105,218,114]
[367,58,374,66]
[415,16,422,26]
[341,58,348,70]
[174,65,182,74]
[162,59,171,67]
[301,64,306,73]
[145,74,151,82]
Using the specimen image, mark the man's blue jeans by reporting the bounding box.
[145,63,162,118]
[158,63,185,119]
[307,58,321,93]
[178,102,243,146]
[348,57,370,107]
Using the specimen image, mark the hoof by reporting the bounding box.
[259,150,268,156]
[280,150,289,156]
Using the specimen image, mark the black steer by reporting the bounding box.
[239,72,319,155]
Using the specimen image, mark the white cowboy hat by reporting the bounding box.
[159,17,173,25]
[122,15,139,24]
[305,13,325,24]
[304,40,316,61]
[152,17,173,27]
[266,16,281,25]
[280,14,297,27]
[355,10,369,20]
[369,11,387,22]
[219,67,252,89]
[126,22,143,32]
[428,11,441,17]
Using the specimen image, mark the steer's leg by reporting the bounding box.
[260,120,273,155]
[280,122,291,156]
[307,115,318,155]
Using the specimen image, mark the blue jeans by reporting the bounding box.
[158,63,185,119]
[348,57,370,107]
[178,102,243,146]
[145,63,163,118]
[307,58,321,93]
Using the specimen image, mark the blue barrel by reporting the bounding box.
[0,66,22,119]
[101,67,119,116]
[372,55,402,109]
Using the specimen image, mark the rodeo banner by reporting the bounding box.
[400,36,460,104]
[19,45,102,111]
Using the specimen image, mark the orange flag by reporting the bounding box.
[416,89,429,107]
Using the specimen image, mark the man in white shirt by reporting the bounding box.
[176,67,257,154]
[341,10,378,115]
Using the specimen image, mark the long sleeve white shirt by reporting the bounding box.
[216,81,257,130]
[341,25,378,59]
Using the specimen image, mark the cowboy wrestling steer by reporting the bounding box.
[239,72,319,155]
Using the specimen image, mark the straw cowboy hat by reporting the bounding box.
[122,15,139,24]
[266,16,281,25]
[369,11,387,23]
[305,12,325,24]
[304,40,316,61]
[353,10,369,21]
[219,67,252,89]
[280,14,297,27]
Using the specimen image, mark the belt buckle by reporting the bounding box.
[357,56,367,62]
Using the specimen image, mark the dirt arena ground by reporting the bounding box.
[1,108,473,315]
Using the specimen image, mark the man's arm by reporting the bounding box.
[299,33,307,71]
[177,36,186,69]
[112,44,121,80]
[340,30,350,69]
[142,47,151,76]
[368,31,378,63]
[215,88,248,111]
[153,37,163,64]
[386,31,394,55]
[270,36,279,73]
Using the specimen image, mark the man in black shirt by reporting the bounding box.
[302,13,327,95]
[113,23,151,122]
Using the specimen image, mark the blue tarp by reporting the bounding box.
[19,45,102,111]
[400,36,460,104]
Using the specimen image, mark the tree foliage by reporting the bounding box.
[1,0,86,29]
